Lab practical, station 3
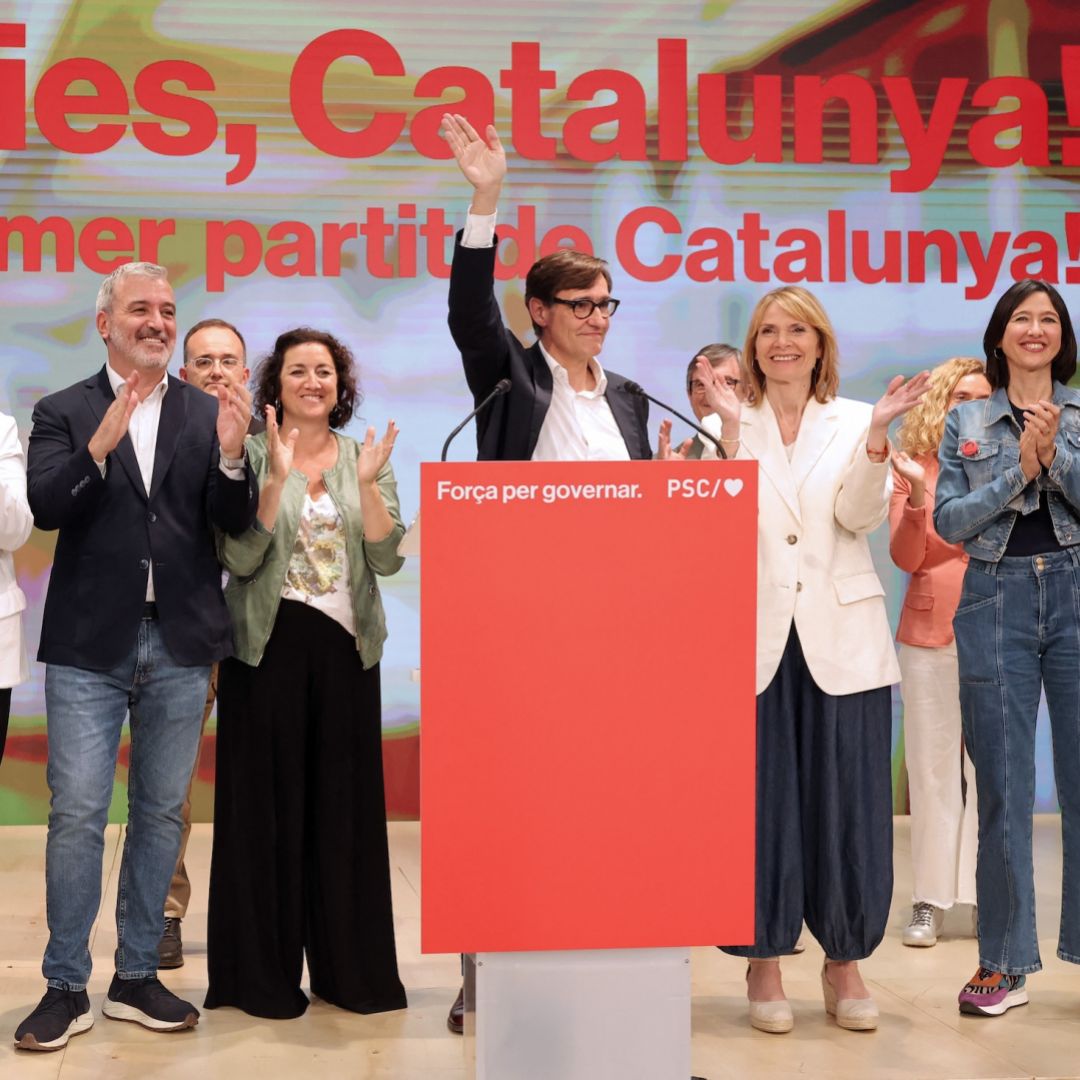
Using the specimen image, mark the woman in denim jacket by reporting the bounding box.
[934,279,1080,1017]
[205,328,408,1020]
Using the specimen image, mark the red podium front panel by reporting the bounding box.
[421,460,757,953]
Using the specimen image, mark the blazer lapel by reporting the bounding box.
[149,376,187,502]
[790,397,840,492]
[83,368,146,499]
[526,345,553,457]
[605,379,646,458]
[739,396,801,523]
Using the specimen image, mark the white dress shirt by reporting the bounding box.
[461,208,629,463]
[98,365,245,600]
[102,364,167,599]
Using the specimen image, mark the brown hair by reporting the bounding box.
[253,327,361,429]
[524,250,613,336]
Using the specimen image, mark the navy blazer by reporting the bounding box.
[28,367,258,670]
[448,236,651,461]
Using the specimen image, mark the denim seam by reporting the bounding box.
[996,580,1017,973]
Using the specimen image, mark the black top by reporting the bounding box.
[1004,403,1063,556]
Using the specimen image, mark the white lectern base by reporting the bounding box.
[465,948,691,1080]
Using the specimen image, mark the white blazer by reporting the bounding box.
[0,413,32,688]
[710,395,900,696]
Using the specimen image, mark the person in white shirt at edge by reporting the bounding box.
[695,286,928,1034]
[0,409,33,767]
[439,112,691,1034]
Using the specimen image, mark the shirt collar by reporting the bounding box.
[537,340,608,395]
[984,380,1080,426]
[105,362,168,401]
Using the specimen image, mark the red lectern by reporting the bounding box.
[421,459,758,1078]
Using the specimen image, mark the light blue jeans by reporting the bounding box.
[954,551,1080,975]
[43,616,210,990]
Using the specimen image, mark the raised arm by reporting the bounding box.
[444,115,516,401]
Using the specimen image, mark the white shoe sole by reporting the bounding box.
[901,934,938,947]
[14,1011,93,1051]
[102,1000,198,1031]
[959,988,1029,1016]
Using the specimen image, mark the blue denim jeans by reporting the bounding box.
[954,551,1080,975]
[43,616,210,990]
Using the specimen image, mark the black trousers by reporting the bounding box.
[205,601,407,1018]
[0,687,10,764]
[722,627,894,961]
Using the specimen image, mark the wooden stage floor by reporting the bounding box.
[1,818,1077,1079]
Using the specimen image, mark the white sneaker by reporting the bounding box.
[902,901,944,947]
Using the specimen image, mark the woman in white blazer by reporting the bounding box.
[0,411,33,764]
[701,287,927,1034]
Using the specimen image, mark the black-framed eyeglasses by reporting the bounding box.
[550,297,621,319]
[688,376,740,394]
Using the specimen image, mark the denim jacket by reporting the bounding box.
[933,382,1080,561]
[218,431,405,668]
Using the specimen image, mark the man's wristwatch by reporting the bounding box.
[220,446,247,470]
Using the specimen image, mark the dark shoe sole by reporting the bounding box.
[157,955,185,970]
[14,1013,94,1051]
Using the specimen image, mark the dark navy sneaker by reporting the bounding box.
[14,987,94,1051]
[101,974,199,1031]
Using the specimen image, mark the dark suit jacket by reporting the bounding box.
[28,367,258,670]
[448,235,651,461]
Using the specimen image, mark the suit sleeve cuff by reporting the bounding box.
[462,210,497,248]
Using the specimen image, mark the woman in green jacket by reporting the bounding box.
[205,327,407,1020]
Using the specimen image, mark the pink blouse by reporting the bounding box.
[889,453,970,648]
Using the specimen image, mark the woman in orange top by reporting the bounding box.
[890,357,991,946]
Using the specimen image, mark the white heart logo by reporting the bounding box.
[723,478,744,497]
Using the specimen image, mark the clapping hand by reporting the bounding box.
[1022,400,1060,470]
[890,450,927,507]
[214,381,252,460]
[264,405,298,484]
[87,371,140,462]
[357,421,399,486]
[693,357,741,427]
[657,418,693,460]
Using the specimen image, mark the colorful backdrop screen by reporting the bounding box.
[2,0,1076,819]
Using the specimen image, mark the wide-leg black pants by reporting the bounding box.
[722,627,894,960]
[205,600,407,1018]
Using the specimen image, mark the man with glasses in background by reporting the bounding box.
[155,319,262,970]
[683,344,746,458]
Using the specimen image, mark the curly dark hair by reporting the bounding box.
[253,327,362,429]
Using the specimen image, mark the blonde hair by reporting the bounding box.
[742,286,839,407]
[896,357,987,456]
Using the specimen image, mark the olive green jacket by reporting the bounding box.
[218,431,405,669]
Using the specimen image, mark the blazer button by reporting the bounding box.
[786,534,798,545]
[139,559,149,569]
[147,512,157,523]
[796,581,803,592]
